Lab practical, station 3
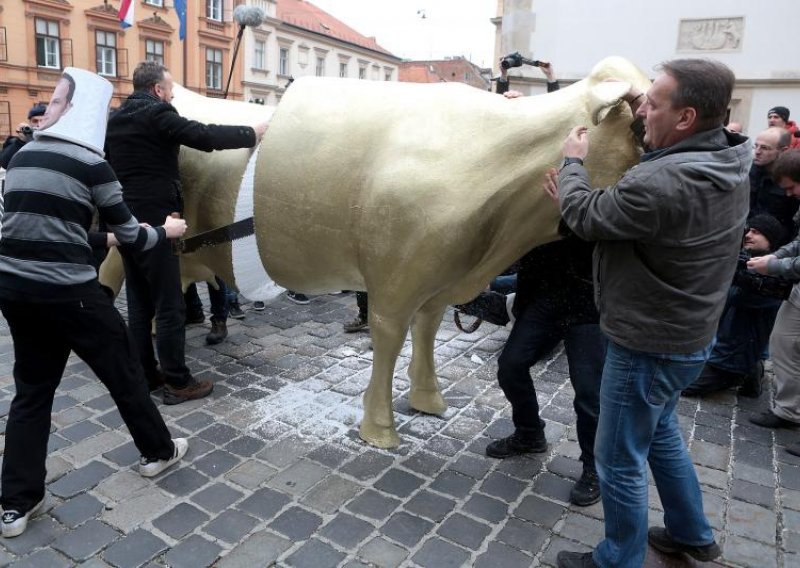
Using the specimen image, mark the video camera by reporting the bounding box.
[19,126,33,137]
[500,51,545,69]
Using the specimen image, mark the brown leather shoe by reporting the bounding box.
[163,378,214,405]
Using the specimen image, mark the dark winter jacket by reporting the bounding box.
[558,127,752,353]
[105,91,255,225]
[749,164,798,244]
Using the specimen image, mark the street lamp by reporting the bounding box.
[224,5,265,99]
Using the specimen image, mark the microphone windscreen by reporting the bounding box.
[233,5,265,27]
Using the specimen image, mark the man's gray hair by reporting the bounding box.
[133,61,169,92]
[658,59,735,131]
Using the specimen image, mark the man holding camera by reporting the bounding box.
[0,104,46,170]
[495,53,559,97]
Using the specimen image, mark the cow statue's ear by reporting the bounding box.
[587,80,632,126]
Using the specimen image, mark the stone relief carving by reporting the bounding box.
[678,18,744,52]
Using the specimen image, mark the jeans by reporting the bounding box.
[121,239,192,388]
[185,276,230,322]
[497,298,605,468]
[0,286,173,512]
[490,274,517,295]
[593,342,714,568]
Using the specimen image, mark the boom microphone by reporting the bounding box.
[233,5,265,28]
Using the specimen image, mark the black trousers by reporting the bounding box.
[497,298,606,469]
[121,239,193,388]
[0,285,174,513]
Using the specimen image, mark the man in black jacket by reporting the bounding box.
[105,61,268,405]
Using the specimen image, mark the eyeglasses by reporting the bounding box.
[753,144,777,151]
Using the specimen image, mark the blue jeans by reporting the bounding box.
[594,342,714,567]
[184,276,229,322]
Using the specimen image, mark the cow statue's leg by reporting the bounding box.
[359,308,412,448]
[408,302,447,415]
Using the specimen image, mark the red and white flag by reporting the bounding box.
[119,0,134,29]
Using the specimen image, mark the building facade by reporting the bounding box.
[398,57,492,91]
[240,0,400,107]
[493,0,800,133]
[0,0,399,138]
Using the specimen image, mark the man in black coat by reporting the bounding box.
[105,61,267,405]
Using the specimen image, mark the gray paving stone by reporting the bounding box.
[319,512,374,548]
[224,435,266,457]
[413,537,470,568]
[558,512,605,546]
[50,493,104,528]
[237,487,291,520]
[267,459,329,496]
[284,538,346,568]
[103,441,140,467]
[731,478,775,508]
[52,520,120,562]
[269,505,323,540]
[380,511,434,547]
[514,494,566,529]
[373,467,425,498]
[257,435,319,468]
[101,529,167,568]
[155,466,210,496]
[153,502,210,539]
[497,517,549,554]
[203,509,258,543]
[215,530,292,568]
[404,490,457,522]
[225,459,277,489]
[474,541,533,568]
[0,549,13,568]
[306,444,352,468]
[300,473,362,514]
[192,449,241,478]
[101,487,172,533]
[429,470,476,498]
[723,535,778,568]
[436,512,492,550]
[163,534,221,568]
[197,423,239,445]
[358,536,408,568]
[480,471,527,502]
[49,460,114,498]
[400,451,447,477]
[728,499,777,544]
[340,450,395,481]
[10,548,72,568]
[191,483,244,513]
[346,488,402,521]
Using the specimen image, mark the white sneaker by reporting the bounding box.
[2,497,44,538]
[139,438,188,478]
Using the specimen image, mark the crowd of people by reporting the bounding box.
[2,55,800,568]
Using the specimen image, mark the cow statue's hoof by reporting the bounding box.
[359,421,401,449]
[409,388,447,416]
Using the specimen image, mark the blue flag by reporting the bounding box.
[174,0,187,40]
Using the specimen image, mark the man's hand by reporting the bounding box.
[747,254,776,275]
[503,90,524,99]
[539,62,555,82]
[542,167,559,203]
[563,126,589,160]
[253,121,269,143]
[106,233,120,248]
[163,215,188,239]
[15,123,32,142]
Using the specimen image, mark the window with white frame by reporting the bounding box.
[95,30,117,76]
[279,47,289,75]
[145,39,164,64]
[206,0,223,21]
[144,0,163,6]
[384,70,392,81]
[339,61,348,78]
[358,65,366,80]
[254,40,265,70]
[315,56,325,77]
[205,47,223,89]
[35,18,60,69]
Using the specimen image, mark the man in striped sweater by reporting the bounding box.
[0,68,189,538]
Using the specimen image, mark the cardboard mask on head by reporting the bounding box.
[35,67,113,156]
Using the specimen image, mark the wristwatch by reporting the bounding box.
[560,157,584,170]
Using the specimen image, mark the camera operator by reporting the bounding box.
[495,53,559,98]
[1,104,47,171]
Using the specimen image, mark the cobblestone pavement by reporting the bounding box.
[0,291,797,567]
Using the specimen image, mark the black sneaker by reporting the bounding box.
[343,315,369,333]
[2,498,44,538]
[228,299,245,320]
[570,469,601,506]
[485,432,547,459]
[163,378,214,405]
[556,551,597,567]
[286,291,310,305]
[647,527,721,562]
[205,319,228,345]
